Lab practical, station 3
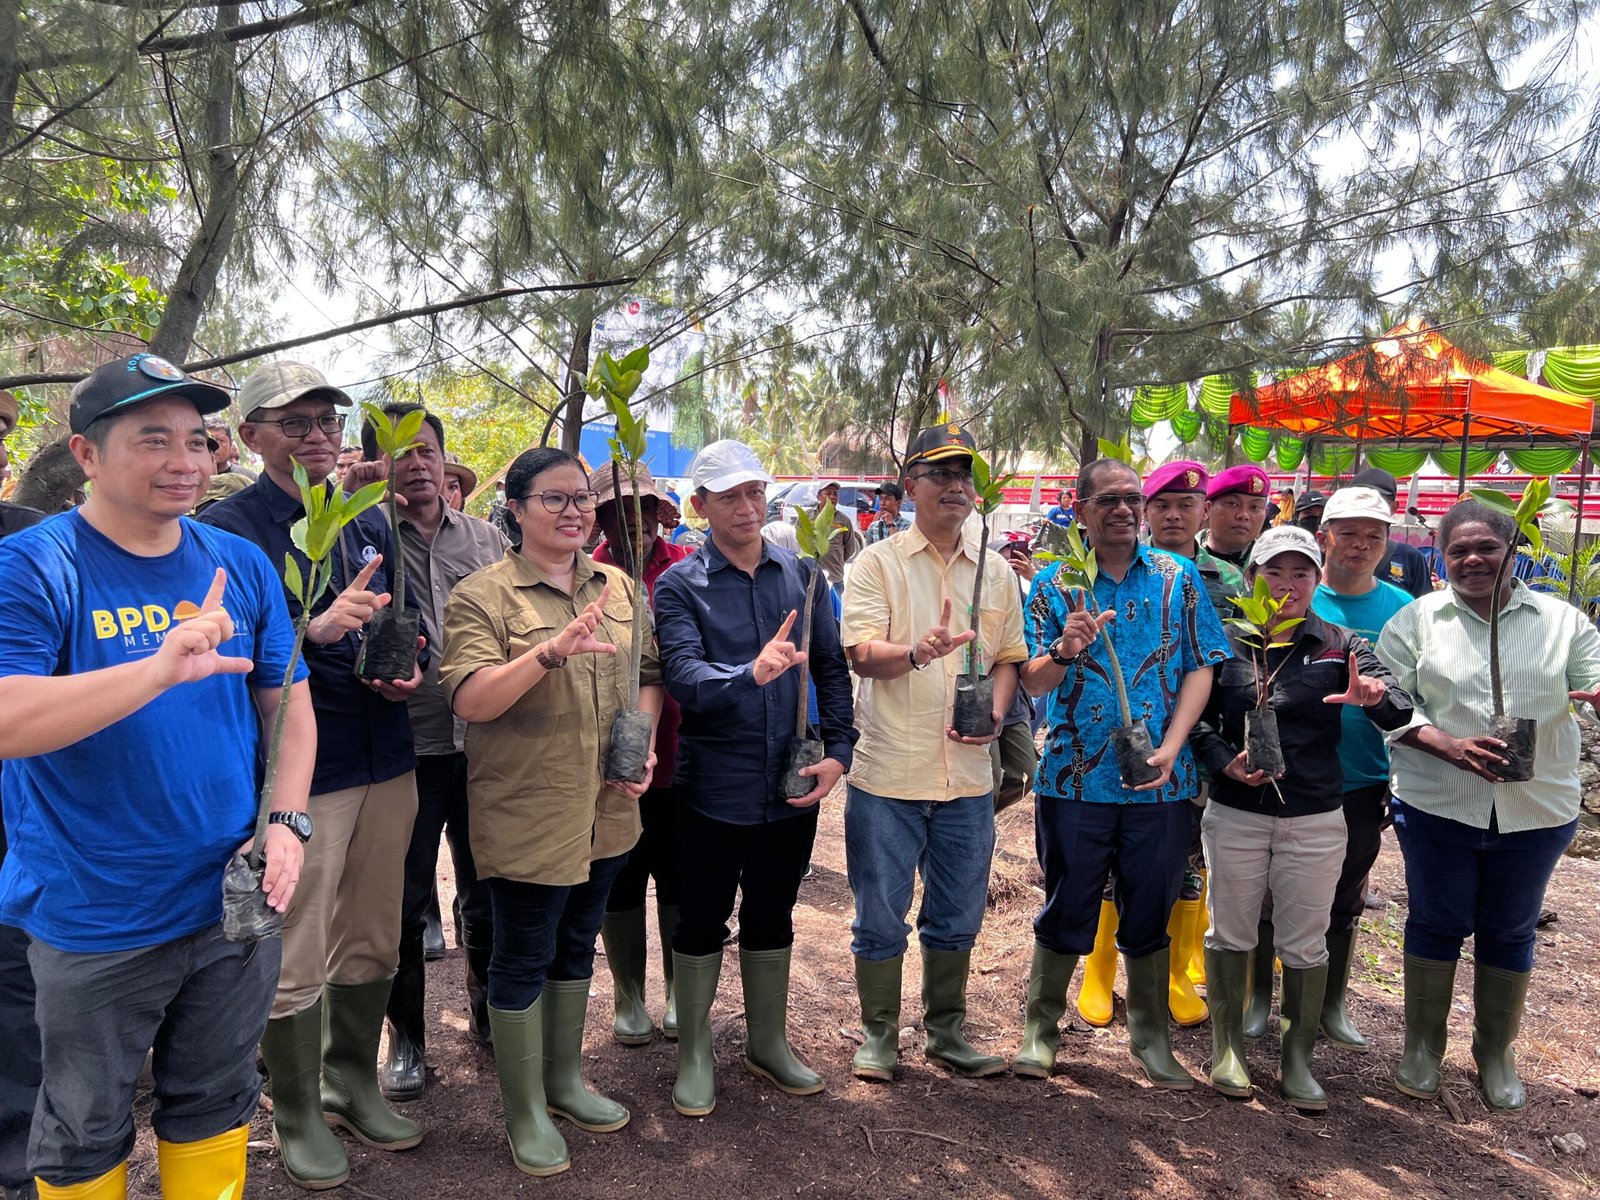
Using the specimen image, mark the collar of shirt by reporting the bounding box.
[255,468,317,522]
[901,519,982,566]
[1434,578,1540,625]
[699,532,773,575]
[499,547,599,595]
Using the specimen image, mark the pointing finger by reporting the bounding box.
[351,554,383,591]
[199,567,228,613]
[775,609,798,642]
[940,597,953,627]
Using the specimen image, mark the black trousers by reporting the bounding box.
[1327,783,1390,932]
[0,920,39,1192]
[398,752,491,971]
[605,784,684,912]
[673,807,818,957]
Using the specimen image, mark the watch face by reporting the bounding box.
[272,811,312,840]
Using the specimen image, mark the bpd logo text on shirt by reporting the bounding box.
[92,600,218,652]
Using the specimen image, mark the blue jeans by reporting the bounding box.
[844,787,996,960]
[1033,794,1191,959]
[484,853,628,1011]
[1392,799,1576,972]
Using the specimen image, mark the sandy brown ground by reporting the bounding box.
[113,792,1600,1199]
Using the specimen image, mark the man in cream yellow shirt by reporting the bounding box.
[840,422,1027,1082]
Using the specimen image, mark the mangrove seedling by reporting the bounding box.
[951,448,1014,737]
[778,500,840,798]
[353,402,426,682]
[590,345,656,784]
[1467,477,1572,780]
[225,463,387,942]
[1048,523,1161,787]
[1223,575,1307,779]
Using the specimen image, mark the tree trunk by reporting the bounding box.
[558,316,593,454]
[148,4,241,361]
[0,0,21,151]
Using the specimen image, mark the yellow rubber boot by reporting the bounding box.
[1167,900,1209,1026]
[35,1161,128,1199]
[1076,900,1119,1028]
[1185,873,1208,988]
[157,1126,248,1200]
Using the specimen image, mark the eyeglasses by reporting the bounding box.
[910,467,973,486]
[523,489,600,513]
[1086,493,1146,511]
[250,413,346,439]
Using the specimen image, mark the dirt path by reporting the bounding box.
[113,793,1600,1198]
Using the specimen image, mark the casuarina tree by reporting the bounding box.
[225,463,387,943]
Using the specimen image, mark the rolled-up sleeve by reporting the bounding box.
[440,588,507,706]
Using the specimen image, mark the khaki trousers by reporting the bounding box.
[272,773,419,1018]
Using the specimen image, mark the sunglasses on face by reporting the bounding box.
[1086,492,1145,511]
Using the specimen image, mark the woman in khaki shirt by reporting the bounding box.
[440,447,662,1178]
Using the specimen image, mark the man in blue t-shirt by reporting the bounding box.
[1308,486,1414,1051]
[0,354,314,1199]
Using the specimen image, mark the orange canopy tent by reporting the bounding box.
[1229,321,1594,445]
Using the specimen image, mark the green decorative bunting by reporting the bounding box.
[1170,409,1202,443]
[1131,383,1187,428]
[1274,437,1304,471]
[1542,346,1600,398]
[1198,373,1255,418]
[1363,447,1429,477]
[1504,446,1580,474]
[1491,350,1528,378]
[1239,426,1272,462]
[1430,447,1499,479]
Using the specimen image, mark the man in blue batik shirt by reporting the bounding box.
[1010,458,1230,1090]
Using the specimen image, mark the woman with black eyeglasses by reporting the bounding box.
[440,448,664,1177]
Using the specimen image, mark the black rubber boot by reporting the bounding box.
[423,885,446,961]
[379,952,426,1102]
[462,916,493,1047]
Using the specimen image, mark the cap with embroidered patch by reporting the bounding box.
[905,422,977,468]
[1144,460,1209,497]
[1207,464,1270,500]
[69,353,231,435]
[1247,524,1323,570]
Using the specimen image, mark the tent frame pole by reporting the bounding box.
[1456,413,1472,498]
[1571,436,1591,605]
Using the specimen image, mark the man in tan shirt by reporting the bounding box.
[840,422,1028,1082]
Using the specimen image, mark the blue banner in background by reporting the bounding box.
[577,424,697,483]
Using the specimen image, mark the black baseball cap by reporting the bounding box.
[70,353,231,435]
[905,421,977,468]
[1349,467,1399,504]
[1297,489,1328,510]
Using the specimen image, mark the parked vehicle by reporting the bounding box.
[767,480,915,530]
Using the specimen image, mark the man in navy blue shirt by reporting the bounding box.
[201,361,426,1188]
[653,439,856,1119]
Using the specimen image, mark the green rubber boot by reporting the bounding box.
[671,949,723,1116]
[1319,927,1369,1051]
[1472,965,1532,1112]
[740,947,824,1095]
[1123,949,1195,1090]
[921,949,1006,1078]
[1011,944,1079,1079]
[600,908,654,1046]
[1279,965,1329,1111]
[1243,921,1276,1040]
[541,979,630,1132]
[658,902,680,1040]
[321,981,424,1150]
[1204,947,1253,1098]
[852,955,902,1082]
[1394,955,1458,1101]
[486,1001,569,1177]
[259,1003,349,1190]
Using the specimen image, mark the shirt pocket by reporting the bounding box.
[507,612,555,661]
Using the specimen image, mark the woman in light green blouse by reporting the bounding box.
[1376,498,1600,1112]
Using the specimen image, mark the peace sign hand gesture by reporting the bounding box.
[550,583,618,658]
[911,598,976,668]
[753,609,808,686]
[152,568,253,688]
[1322,651,1387,707]
[1056,592,1115,660]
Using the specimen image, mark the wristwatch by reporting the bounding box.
[1047,640,1074,666]
[536,643,568,670]
[268,811,314,844]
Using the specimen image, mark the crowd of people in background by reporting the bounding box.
[1,356,1597,1199]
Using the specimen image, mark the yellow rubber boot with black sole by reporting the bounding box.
[156,1126,247,1200]
[35,1162,127,1199]
[1076,900,1119,1028]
